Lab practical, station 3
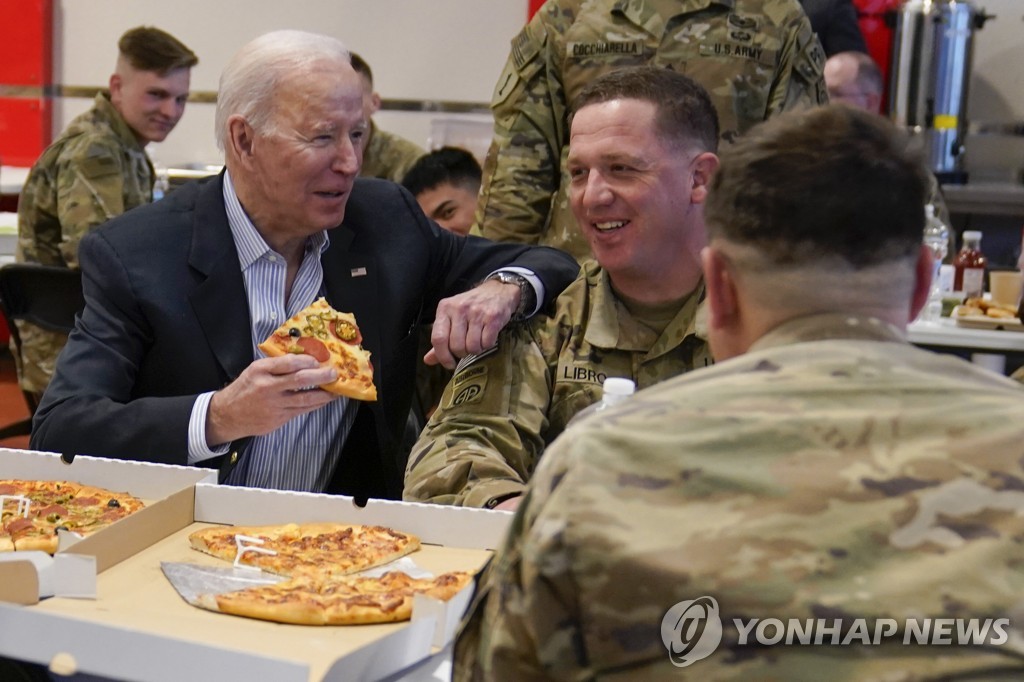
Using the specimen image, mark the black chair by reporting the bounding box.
[0,263,84,439]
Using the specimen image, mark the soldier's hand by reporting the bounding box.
[206,355,339,446]
[426,279,519,369]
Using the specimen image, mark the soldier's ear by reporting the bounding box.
[702,244,744,362]
[702,245,737,328]
[689,152,719,205]
[109,74,123,105]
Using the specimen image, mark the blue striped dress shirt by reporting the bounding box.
[186,171,357,492]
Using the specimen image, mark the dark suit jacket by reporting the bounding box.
[31,173,578,501]
[800,0,867,57]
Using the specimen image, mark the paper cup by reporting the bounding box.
[988,270,1022,307]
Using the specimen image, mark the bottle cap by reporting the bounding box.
[603,377,636,397]
[963,230,983,240]
[925,204,936,218]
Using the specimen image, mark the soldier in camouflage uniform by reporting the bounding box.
[349,53,424,183]
[14,26,197,395]
[404,68,718,510]
[476,0,829,260]
[453,105,1024,680]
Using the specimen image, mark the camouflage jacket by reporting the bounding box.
[404,260,712,508]
[17,92,153,268]
[476,0,828,260]
[13,92,153,395]
[454,313,1024,680]
[359,120,425,183]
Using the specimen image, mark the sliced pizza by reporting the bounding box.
[258,297,377,401]
[188,522,421,577]
[210,570,473,626]
[0,479,145,553]
[186,521,472,626]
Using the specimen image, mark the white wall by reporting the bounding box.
[961,0,1024,181]
[51,0,1024,178]
[53,0,527,167]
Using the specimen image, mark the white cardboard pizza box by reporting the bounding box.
[0,447,217,601]
[0,477,511,682]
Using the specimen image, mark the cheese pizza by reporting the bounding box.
[209,570,472,626]
[187,522,473,626]
[188,522,420,577]
[258,297,377,401]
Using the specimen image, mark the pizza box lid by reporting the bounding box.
[193,482,512,550]
[0,447,217,600]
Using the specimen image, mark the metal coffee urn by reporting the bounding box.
[888,0,993,184]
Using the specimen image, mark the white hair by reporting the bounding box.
[215,30,350,151]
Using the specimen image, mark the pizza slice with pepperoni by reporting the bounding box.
[258,297,377,401]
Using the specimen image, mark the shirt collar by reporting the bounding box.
[222,169,330,271]
[584,260,706,352]
[749,313,908,354]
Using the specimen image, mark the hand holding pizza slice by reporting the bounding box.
[258,298,377,401]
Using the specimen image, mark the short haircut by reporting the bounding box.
[705,105,929,269]
[402,147,482,197]
[570,66,719,153]
[215,30,349,151]
[349,52,372,85]
[118,26,198,74]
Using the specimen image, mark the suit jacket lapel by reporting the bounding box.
[322,224,383,390]
[187,173,253,383]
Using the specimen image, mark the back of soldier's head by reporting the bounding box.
[705,104,928,272]
[570,66,719,154]
[349,52,373,86]
[402,147,482,197]
[118,26,198,75]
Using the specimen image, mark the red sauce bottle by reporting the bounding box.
[953,230,987,297]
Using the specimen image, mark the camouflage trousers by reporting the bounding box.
[11,320,67,395]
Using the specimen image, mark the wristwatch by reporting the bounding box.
[488,271,536,321]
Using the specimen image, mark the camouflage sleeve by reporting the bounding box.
[55,137,129,268]
[452,440,582,681]
[403,324,552,507]
[475,10,567,245]
[765,12,829,116]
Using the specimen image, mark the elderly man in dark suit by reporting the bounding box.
[31,30,578,502]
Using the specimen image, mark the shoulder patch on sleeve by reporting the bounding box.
[794,32,826,95]
[511,23,543,71]
[454,344,500,374]
[76,145,122,180]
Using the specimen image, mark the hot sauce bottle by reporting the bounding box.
[953,230,987,298]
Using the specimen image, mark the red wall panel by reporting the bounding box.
[0,0,53,167]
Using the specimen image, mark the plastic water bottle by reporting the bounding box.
[568,377,636,426]
[152,164,170,201]
[921,204,950,323]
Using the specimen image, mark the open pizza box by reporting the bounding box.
[0,474,512,681]
[0,447,217,603]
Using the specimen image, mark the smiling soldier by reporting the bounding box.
[404,67,718,511]
[14,26,197,398]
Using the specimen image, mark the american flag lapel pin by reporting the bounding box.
[350,267,368,277]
